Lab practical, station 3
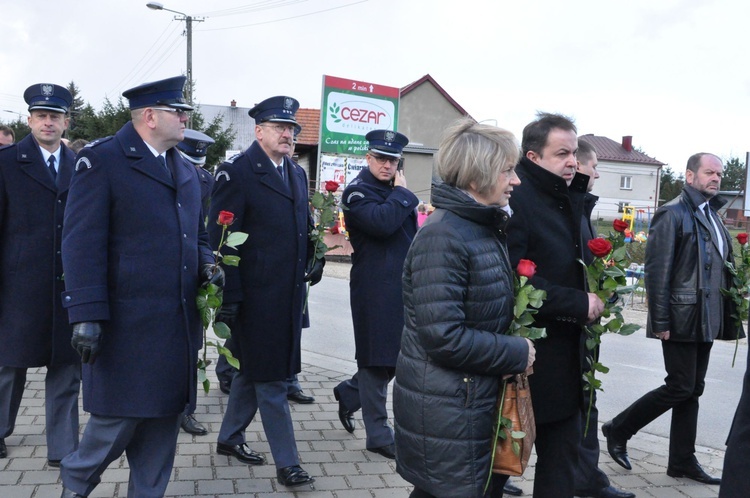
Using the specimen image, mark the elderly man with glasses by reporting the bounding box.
[333,129,418,460]
[208,95,321,489]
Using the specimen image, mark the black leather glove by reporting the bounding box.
[216,302,241,329]
[304,256,325,286]
[200,263,225,288]
[71,322,103,364]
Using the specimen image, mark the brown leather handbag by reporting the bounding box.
[491,373,536,476]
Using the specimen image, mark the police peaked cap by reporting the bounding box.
[177,129,215,164]
[249,96,299,125]
[366,129,409,158]
[122,75,194,111]
[24,83,73,113]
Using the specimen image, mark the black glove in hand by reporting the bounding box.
[71,322,103,364]
[200,263,225,288]
[216,302,241,329]
[304,256,325,286]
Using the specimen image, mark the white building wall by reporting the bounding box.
[590,160,660,220]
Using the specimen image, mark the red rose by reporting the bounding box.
[588,238,613,258]
[217,210,235,227]
[324,181,340,193]
[738,233,749,245]
[613,219,629,233]
[517,259,537,278]
[330,224,340,235]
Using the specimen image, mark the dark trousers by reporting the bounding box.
[218,376,299,469]
[215,337,301,394]
[533,412,581,498]
[719,343,750,498]
[610,340,712,467]
[61,413,181,498]
[410,474,509,498]
[0,363,80,460]
[335,367,395,448]
[574,384,609,491]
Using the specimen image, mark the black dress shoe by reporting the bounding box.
[575,485,635,498]
[667,463,721,484]
[181,414,208,436]
[47,459,61,468]
[287,390,315,404]
[219,379,232,395]
[503,480,523,496]
[277,465,315,487]
[367,443,396,459]
[333,387,355,433]
[60,488,86,498]
[216,442,265,465]
[602,421,631,470]
[0,438,6,458]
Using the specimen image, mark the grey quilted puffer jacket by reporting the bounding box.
[393,183,530,498]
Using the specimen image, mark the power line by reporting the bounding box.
[198,0,367,32]
[106,21,184,98]
[196,0,307,18]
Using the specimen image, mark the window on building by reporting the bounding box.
[620,175,632,190]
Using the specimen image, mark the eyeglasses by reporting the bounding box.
[151,107,191,116]
[370,154,399,165]
[260,123,296,134]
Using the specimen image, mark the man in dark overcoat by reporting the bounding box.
[0,83,79,464]
[209,96,322,489]
[59,76,218,498]
[333,130,418,459]
[721,344,750,497]
[506,113,605,498]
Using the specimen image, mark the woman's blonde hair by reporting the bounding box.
[436,119,519,195]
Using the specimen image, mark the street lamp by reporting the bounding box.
[146,2,204,107]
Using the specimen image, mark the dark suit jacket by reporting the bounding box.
[62,121,213,417]
[0,134,77,367]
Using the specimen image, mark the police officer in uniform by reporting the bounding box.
[176,128,216,436]
[209,96,321,489]
[333,130,418,459]
[177,128,216,216]
[59,76,220,498]
[0,84,79,465]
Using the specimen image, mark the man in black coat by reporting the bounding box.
[59,76,219,498]
[333,130,418,460]
[506,113,605,498]
[209,96,321,489]
[572,141,634,498]
[603,153,740,486]
[0,83,79,465]
[721,345,750,497]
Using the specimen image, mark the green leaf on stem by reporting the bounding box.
[222,255,240,266]
[213,321,231,340]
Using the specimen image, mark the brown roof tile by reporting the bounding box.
[579,134,664,165]
[296,108,320,146]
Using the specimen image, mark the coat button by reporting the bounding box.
[183,233,187,238]
[65,296,72,302]
[177,202,182,208]
[183,266,188,271]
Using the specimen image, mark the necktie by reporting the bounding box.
[47,155,57,180]
[158,155,171,179]
[704,204,724,255]
[277,164,285,182]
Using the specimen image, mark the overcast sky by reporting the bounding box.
[1,0,748,172]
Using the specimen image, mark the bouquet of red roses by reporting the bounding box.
[580,219,640,435]
[721,232,750,367]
